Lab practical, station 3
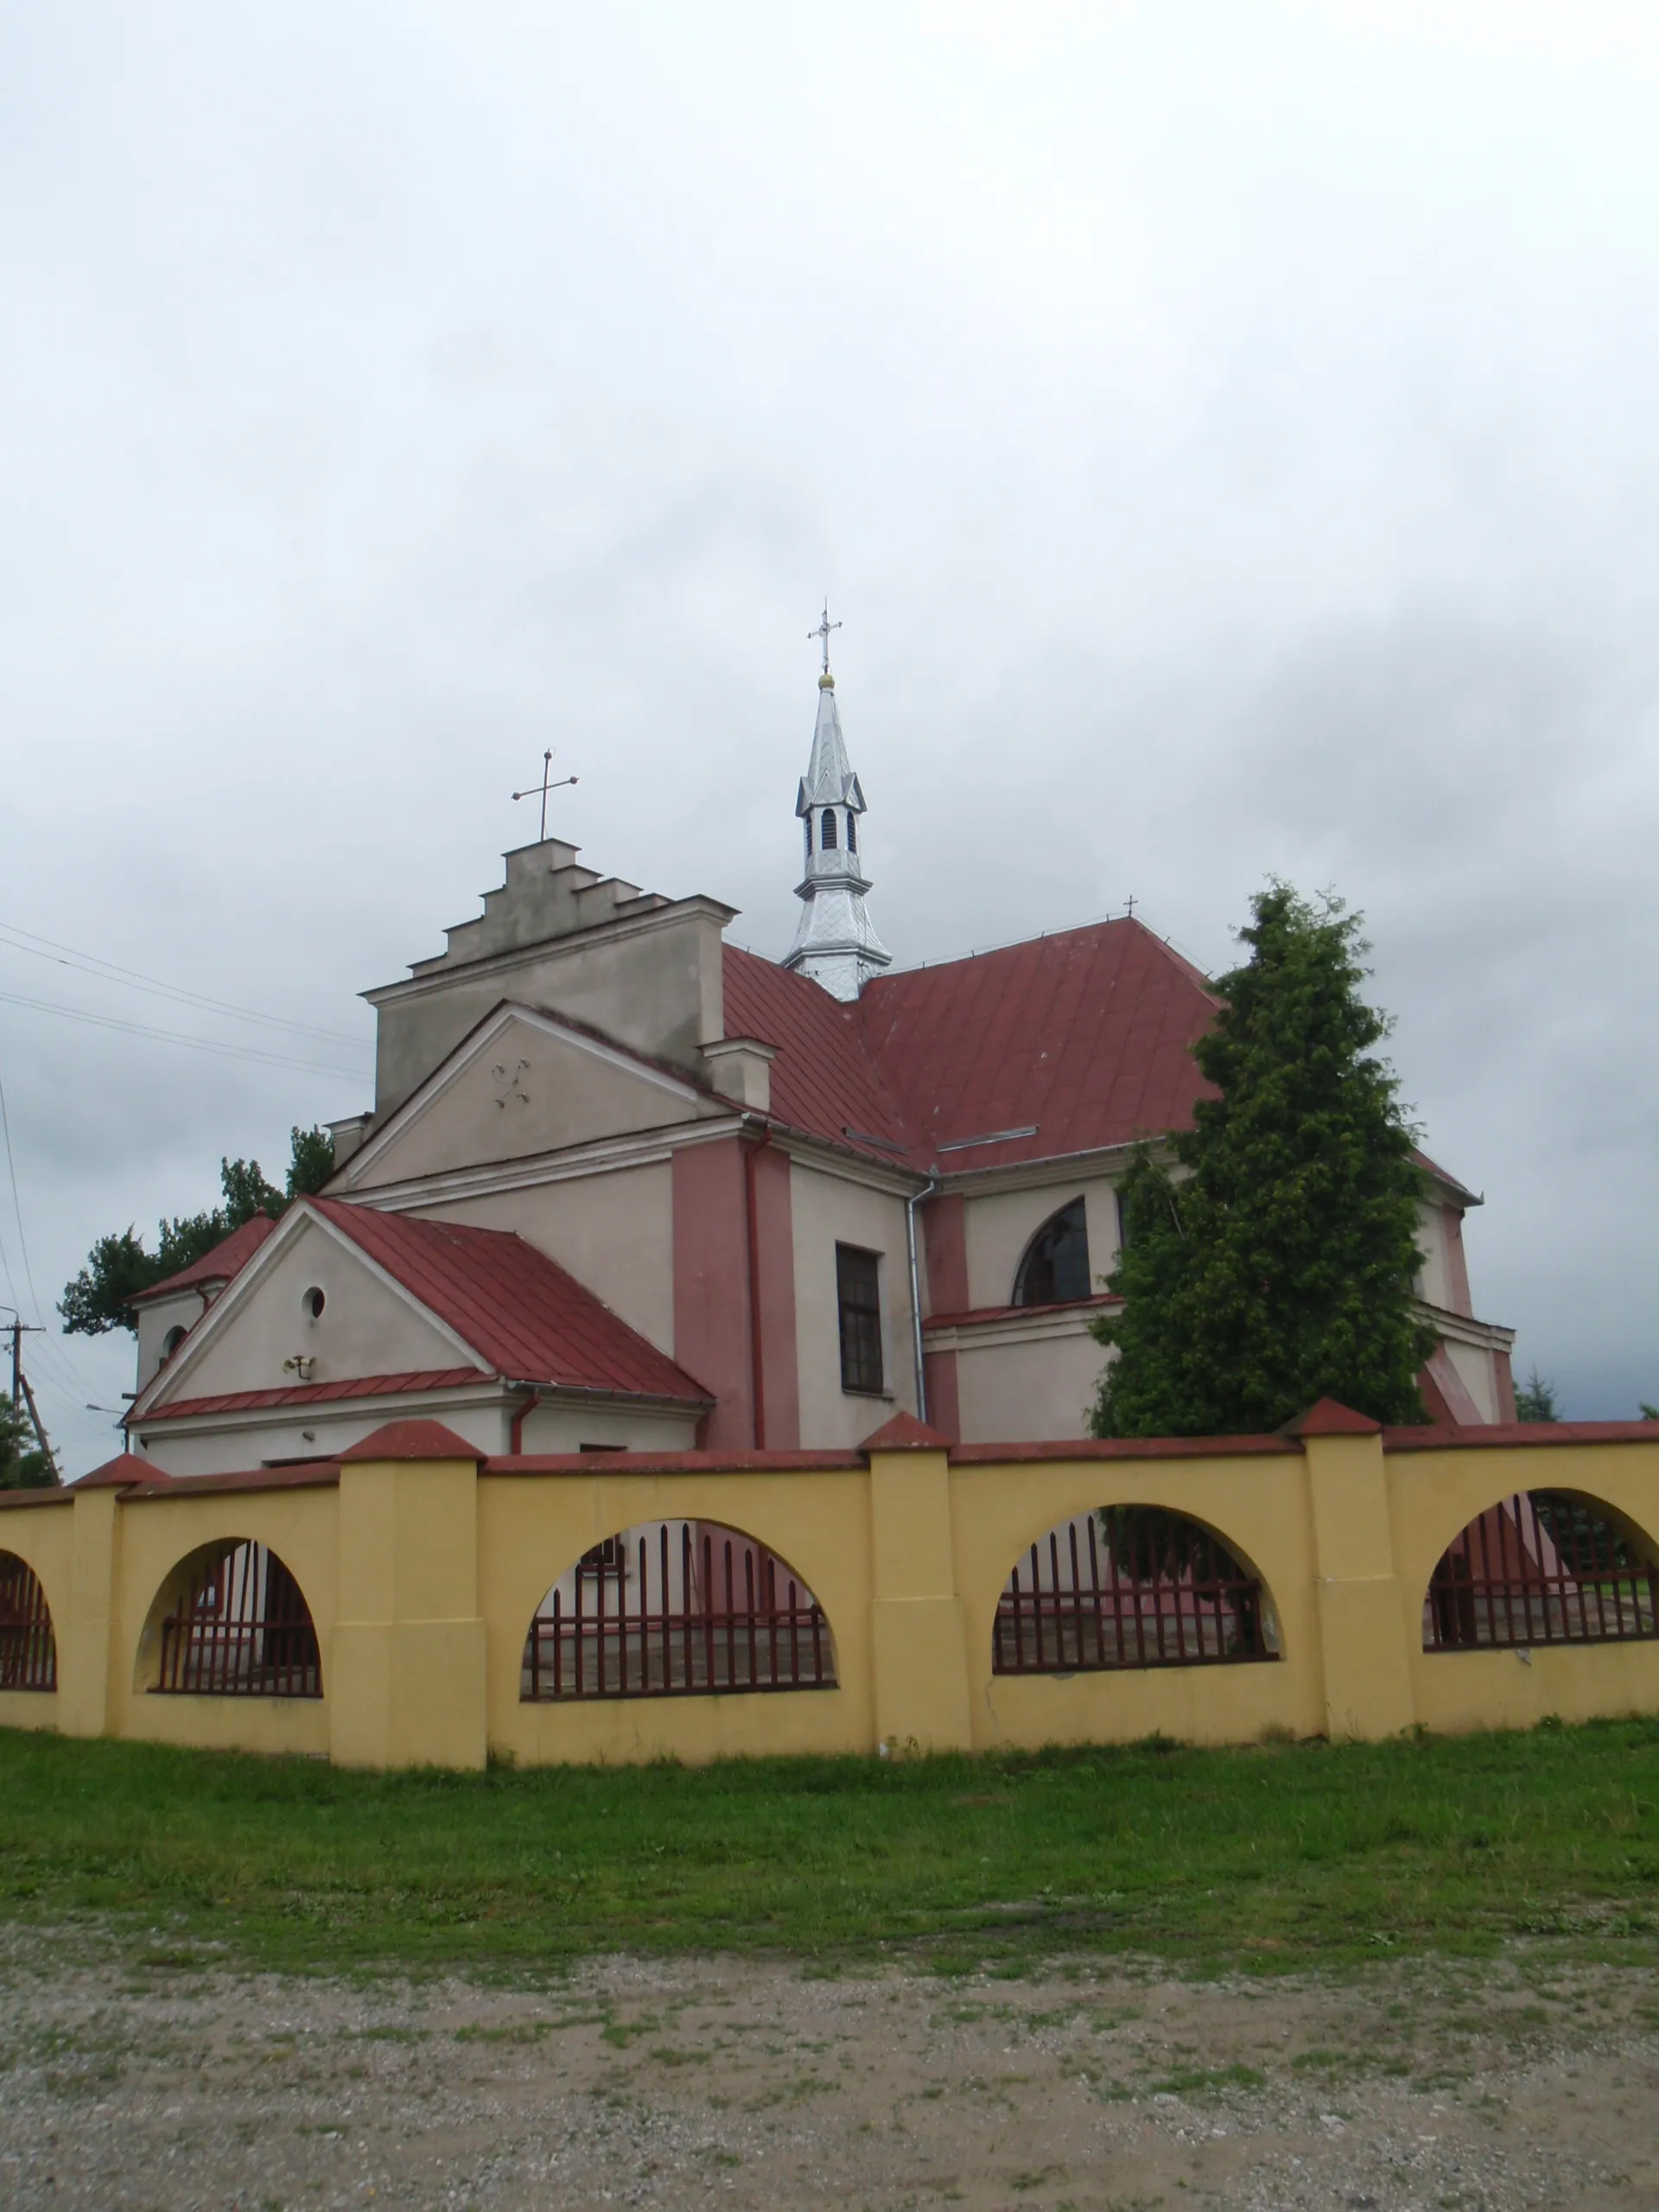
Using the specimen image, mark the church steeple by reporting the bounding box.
[783,614,891,1001]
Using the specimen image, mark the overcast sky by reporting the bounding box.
[4,3,1658,1471]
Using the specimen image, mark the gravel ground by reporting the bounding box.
[1,1927,1656,2209]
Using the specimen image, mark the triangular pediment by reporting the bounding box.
[341,1004,709,1192]
[133,1206,484,1417]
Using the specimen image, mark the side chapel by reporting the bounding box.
[124,659,1516,1474]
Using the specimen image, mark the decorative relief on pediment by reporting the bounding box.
[490,1058,531,1110]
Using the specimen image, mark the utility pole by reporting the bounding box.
[3,1311,60,1486]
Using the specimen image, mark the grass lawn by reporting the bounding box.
[3,1719,1658,1976]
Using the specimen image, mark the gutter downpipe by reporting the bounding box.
[905,1172,940,1426]
[509,1387,542,1456]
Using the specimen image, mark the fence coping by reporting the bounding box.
[485,1448,864,1478]
[10,1415,1656,1516]
[1381,1421,1659,1452]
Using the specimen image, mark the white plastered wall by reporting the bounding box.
[150,1222,475,1409]
[954,1320,1109,1444]
[963,1176,1122,1311]
[516,1399,700,1453]
[789,1160,917,1447]
[134,1287,211,1391]
[348,1015,702,1189]
[132,1395,512,1477]
[1414,1201,1452,1310]
[1442,1338,1501,1423]
[413,1161,676,1355]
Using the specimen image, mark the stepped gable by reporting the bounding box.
[130,1213,277,1303]
[303,1198,710,1402]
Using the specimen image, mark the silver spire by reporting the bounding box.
[783,632,892,1001]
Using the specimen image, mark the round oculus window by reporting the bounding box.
[303,1287,326,1320]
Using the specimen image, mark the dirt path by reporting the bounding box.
[1,1929,1656,2209]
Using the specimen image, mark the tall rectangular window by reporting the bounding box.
[836,1244,885,1395]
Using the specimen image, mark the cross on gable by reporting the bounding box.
[512,750,578,842]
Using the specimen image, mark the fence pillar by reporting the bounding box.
[1291,1400,1416,1740]
[329,1422,487,1770]
[864,1414,973,1753]
[57,1481,124,1738]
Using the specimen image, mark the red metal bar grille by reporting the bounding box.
[993,1506,1277,1675]
[521,1523,836,1700]
[154,1542,322,1697]
[0,1552,56,1692]
[1425,1491,1659,1651]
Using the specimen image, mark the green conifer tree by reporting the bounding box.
[1090,885,1436,1437]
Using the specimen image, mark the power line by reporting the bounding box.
[0,922,371,1049]
[0,988,371,1077]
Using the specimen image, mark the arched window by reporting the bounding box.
[804,816,813,862]
[846,810,857,853]
[0,1553,56,1691]
[162,1325,188,1359]
[821,809,838,849]
[995,1507,1278,1673]
[1013,1197,1091,1306]
[522,1521,836,1700]
[149,1541,321,1696]
[1424,1492,1659,1649]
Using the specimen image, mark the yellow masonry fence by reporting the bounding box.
[4,1404,1659,1770]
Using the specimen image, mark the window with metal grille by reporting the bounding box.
[994,1506,1278,1674]
[152,1541,321,1697]
[821,808,838,849]
[0,1551,56,1692]
[804,817,812,862]
[1013,1197,1091,1306]
[1424,1491,1659,1650]
[522,1521,836,1700]
[836,1244,884,1395]
[846,810,857,853]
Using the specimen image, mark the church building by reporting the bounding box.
[124,657,1517,1473]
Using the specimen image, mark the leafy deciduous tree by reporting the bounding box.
[60,1126,334,1338]
[0,1393,54,1489]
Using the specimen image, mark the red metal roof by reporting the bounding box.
[859,921,1222,1171]
[724,920,1223,1174]
[728,929,1483,1199]
[305,1200,708,1402]
[722,947,912,1160]
[130,1213,277,1304]
[136,1369,485,1424]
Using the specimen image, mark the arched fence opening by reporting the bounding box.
[995,1506,1279,1675]
[521,1522,836,1700]
[1424,1491,1659,1650]
[0,1552,55,1692]
[152,1541,321,1696]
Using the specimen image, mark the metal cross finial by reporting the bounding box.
[808,601,842,676]
[512,749,578,842]
[1124,894,1138,919]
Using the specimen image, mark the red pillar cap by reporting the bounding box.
[1282,1398,1383,1438]
[340,1420,483,1463]
[861,1410,951,1452]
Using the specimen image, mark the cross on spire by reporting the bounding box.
[512,749,578,842]
[808,600,842,676]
